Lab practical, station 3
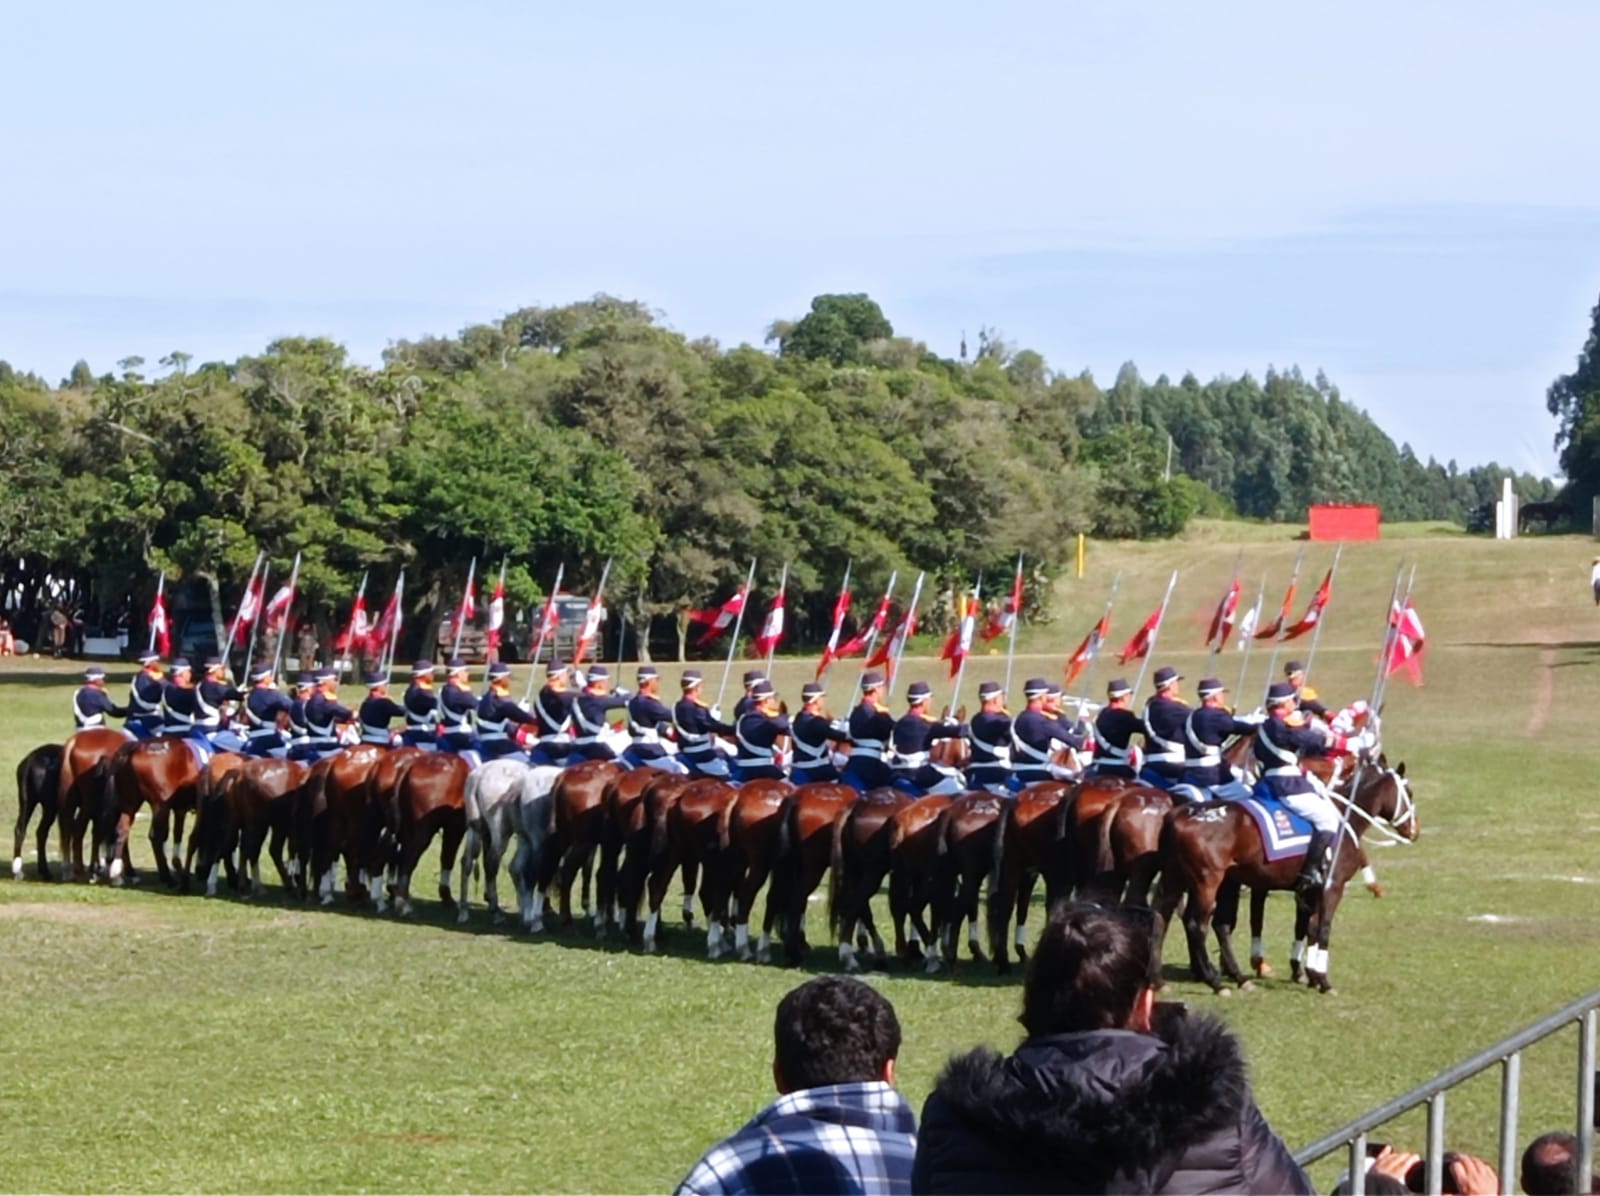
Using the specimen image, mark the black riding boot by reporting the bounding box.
[1295,830,1331,905]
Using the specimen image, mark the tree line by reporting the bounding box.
[0,292,1552,659]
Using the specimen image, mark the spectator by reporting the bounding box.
[1523,1131,1598,1195]
[912,902,1311,1194]
[676,976,916,1195]
[1592,557,1600,606]
[0,614,14,657]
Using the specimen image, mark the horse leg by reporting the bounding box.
[1182,881,1228,994]
[642,846,678,955]
[267,821,293,891]
[1013,871,1036,967]
[148,805,177,888]
[681,857,699,928]
[1307,883,1345,994]
[1290,898,1312,983]
[170,805,188,882]
[457,825,480,924]
[1212,879,1251,988]
[105,808,135,886]
[482,824,507,926]
[436,817,464,911]
[12,788,33,880]
[557,843,583,928]
[35,800,58,882]
[580,844,595,924]
[1248,887,1274,977]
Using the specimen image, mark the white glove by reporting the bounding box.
[517,700,531,713]
[614,687,632,699]
[710,705,724,722]
[1239,710,1267,725]
[830,719,850,735]
[572,670,587,688]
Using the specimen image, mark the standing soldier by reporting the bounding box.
[529,659,578,766]
[126,651,166,738]
[1087,679,1141,780]
[841,672,896,793]
[569,664,629,763]
[243,662,293,758]
[890,681,966,796]
[733,679,790,781]
[437,657,480,756]
[72,666,130,731]
[402,660,440,748]
[674,668,737,778]
[477,661,536,760]
[790,682,851,785]
[624,665,684,772]
[1010,677,1085,786]
[1179,677,1259,801]
[1139,666,1191,791]
[965,680,1014,794]
[357,672,407,747]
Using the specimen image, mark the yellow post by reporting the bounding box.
[1076,533,1086,579]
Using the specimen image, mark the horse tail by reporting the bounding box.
[1093,797,1119,878]
[774,793,804,946]
[647,779,673,861]
[463,765,484,828]
[826,802,848,939]
[717,790,737,854]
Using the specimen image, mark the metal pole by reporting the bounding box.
[267,552,301,682]
[483,558,506,683]
[818,560,852,680]
[344,569,368,681]
[146,573,165,655]
[1578,1010,1596,1192]
[1074,571,1121,722]
[224,551,265,685]
[1260,544,1307,705]
[1300,543,1344,688]
[1426,1092,1447,1196]
[522,563,564,705]
[577,557,613,667]
[245,563,270,677]
[854,570,897,693]
[763,561,789,676]
[1234,573,1267,706]
[1206,550,1244,670]
[450,556,477,662]
[1348,1133,1368,1196]
[1003,553,1024,699]
[1130,570,1179,700]
[948,577,981,713]
[714,558,757,711]
[888,571,925,700]
[380,570,405,685]
[1499,1051,1521,1196]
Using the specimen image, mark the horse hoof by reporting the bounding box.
[1238,979,1255,993]
[737,947,753,962]
[529,918,544,934]
[924,957,943,975]
[755,948,771,964]
[1367,883,1386,898]
[319,894,335,907]
[1252,959,1274,978]
[11,858,22,880]
[456,908,470,925]
[491,910,506,927]
[1215,986,1233,998]
[1015,947,1028,967]
[1290,964,1304,984]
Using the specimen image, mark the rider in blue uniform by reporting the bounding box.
[196,656,247,752]
[243,662,294,757]
[1088,678,1141,779]
[673,668,736,778]
[474,661,535,760]
[623,666,684,772]
[891,681,966,796]
[1179,676,1258,801]
[1285,660,1331,721]
[790,682,851,784]
[73,666,130,730]
[568,664,630,763]
[287,674,315,753]
[437,658,480,756]
[1138,666,1191,791]
[401,660,440,748]
[733,679,790,781]
[125,651,166,738]
[841,672,895,792]
[357,672,407,747]
[296,668,353,760]
[966,681,1014,794]
[732,669,765,720]
[161,658,203,737]
[1010,677,1085,786]
[528,659,578,766]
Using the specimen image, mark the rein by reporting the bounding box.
[1328,767,1415,846]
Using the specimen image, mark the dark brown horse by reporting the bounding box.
[386,751,470,918]
[595,767,655,941]
[1086,784,1175,906]
[618,772,694,945]
[828,788,912,972]
[775,782,858,966]
[986,780,1076,972]
[542,760,624,932]
[717,778,795,963]
[57,727,131,880]
[1154,762,1418,994]
[643,777,737,955]
[194,757,308,896]
[13,743,63,881]
[296,746,387,907]
[932,792,1008,972]
[887,793,953,970]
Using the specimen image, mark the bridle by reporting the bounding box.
[1329,764,1415,845]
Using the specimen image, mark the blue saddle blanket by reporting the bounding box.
[182,735,217,772]
[1234,795,1312,862]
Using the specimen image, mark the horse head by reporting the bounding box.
[1357,760,1418,842]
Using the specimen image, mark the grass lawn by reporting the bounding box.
[3,522,1599,1192]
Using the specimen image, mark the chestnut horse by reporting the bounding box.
[542,760,624,932]
[716,778,795,963]
[57,727,132,880]
[386,751,469,917]
[595,768,655,940]
[617,772,694,945]
[828,788,912,973]
[104,739,233,889]
[13,743,63,880]
[296,745,386,907]
[643,777,737,956]
[775,782,858,967]
[887,793,954,970]
[1154,762,1418,994]
[193,757,307,897]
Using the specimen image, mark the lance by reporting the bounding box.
[343,569,369,682]
[483,558,507,684]
[1234,572,1267,709]
[224,550,265,686]
[267,551,302,683]
[450,556,477,663]
[1260,544,1307,705]
[522,563,565,705]
[888,570,926,701]
[948,576,982,713]
[578,556,613,668]
[146,573,166,655]
[854,570,898,693]
[1130,570,1179,700]
[762,561,789,677]
[714,558,758,711]
[1374,563,1418,718]
[245,562,271,680]
[1002,552,1024,700]
[817,560,852,680]
[1206,549,1244,670]
[380,569,406,685]
[1074,570,1121,723]
[1299,542,1344,689]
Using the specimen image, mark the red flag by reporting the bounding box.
[1064,613,1111,687]
[451,578,477,645]
[868,603,917,684]
[838,589,891,657]
[148,589,171,658]
[1116,604,1162,665]
[367,588,400,656]
[335,592,369,654]
[753,587,786,659]
[981,563,1024,642]
[1385,598,1426,684]
[688,585,748,649]
[231,577,264,643]
[1205,579,1242,650]
[263,583,295,633]
[529,588,561,655]
[816,586,853,679]
[1254,577,1297,640]
[573,596,606,665]
[938,592,978,678]
[1282,570,1333,641]
[486,579,506,650]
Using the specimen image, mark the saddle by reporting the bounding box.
[1237,794,1312,862]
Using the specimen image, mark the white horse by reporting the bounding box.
[458,759,562,930]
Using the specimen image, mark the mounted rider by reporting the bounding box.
[1011,677,1085,786]
[891,680,966,796]
[1284,660,1330,723]
[1254,680,1373,903]
[1138,666,1191,791]
[623,665,685,773]
[358,671,408,747]
[1087,678,1141,779]
[965,680,1014,795]
[733,678,790,781]
[569,664,630,763]
[197,656,247,751]
[841,671,896,792]
[401,660,440,748]
[1178,676,1258,801]
[73,666,130,731]
[528,658,577,766]
[287,673,315,751]
[790,681,851,784]
[243,662,293,758]
[437,657,480,756]
[160,658,203,737]
[673,668,736,778]
[732,668,765,720]
[125,651,166,738]
[296,667,353,760]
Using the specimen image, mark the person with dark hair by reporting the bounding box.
[677,976,916,1195]
[1522,1130,1599,1195]
[912,902,1310,1194]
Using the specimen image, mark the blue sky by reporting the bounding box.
[4,1,1597,477]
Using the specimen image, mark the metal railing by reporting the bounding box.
[1295,986,1600,1195]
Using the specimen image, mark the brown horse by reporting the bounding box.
[618,772,694,945]
[296,746,387,907]
[775,782,858,967]
[932,792,1008,972]
[542,760,624,932]
[386,751,469,918]
[13,743,63,881]
[986,780,1076,972]
[194,757,308,896]
[103,737,229,889]
[595,767,655,940]
[57,727,132,880]
[1087,784,1175,906]
[887,793,954,970]
[642,777,737,955]
[1154,762,1418,994]
[716,778,795,963]
[828,788,912,972]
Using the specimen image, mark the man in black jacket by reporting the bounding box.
[912,902,1310,1194]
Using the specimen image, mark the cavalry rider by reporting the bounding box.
[401,660,440,748]
[529,658,578,766]
[126,650,166,737]
[1285,660,1330,722]
[790,681,851,784]
[474,661,535,759]
[1180,676,1259,801]
[569,664,630,763]
[357,671,408,747]
[1087,678,1141,779]
[733,678,790,781]
[891,681,966,796]
[196,656,247,751]
[297,667,354,760]
[160,658,203,736]
[1138,666,1191,791]
[1254,680,1372,903]
[674,668,737,778]
[287,673,315,752]
[841,671,895,792]
[623,665,685,773]
[966,680,1014,795]
[732,668,765,719]
[1011,677,1086,786]
[73,666,130,730]
[243,662,294,758]
[437,657,480,756]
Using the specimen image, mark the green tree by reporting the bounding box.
[1548,294,1600,505]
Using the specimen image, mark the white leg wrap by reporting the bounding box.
[286,858,301,879]
[1014,925,1027,950]
[1306,944,1329,973]
[1290,940,1305,963]
[110,856,124,881]
[907,927,921,947]
[706,923,721,959]
[1361,865,1378,885]
[735,924,750,956]
[682,894,695,921]
[756,930,771,962]
[968,927,981,949]
[439,866,453,892]
[839,940,857,968]
[369,875,385,907]
[1250,935,1265,960]
[643,910,660,951]
[11,857,22,879]
[529,890,545,931]
[206,863,220,897]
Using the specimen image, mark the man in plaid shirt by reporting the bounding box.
[677,977,916,1195]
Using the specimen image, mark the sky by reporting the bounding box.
[4,1,1598,478]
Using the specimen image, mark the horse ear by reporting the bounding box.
[956,704,967,721]
[1396,761,1406,778]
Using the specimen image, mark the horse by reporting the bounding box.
[643,778,738,956]
[595,768,656,940]
[828,788,912,973]
[1153,761,1418,995]
[716,777,795,962]
[13,744,63,881]
[932,792,1007,972]
[617,772,694,945]
[193,757,307,897]
[386,751,470,918]
[886,793,954,970]
[103,738,228,889]
[1519,499,1571,533]
[458,759,562,929]
[775,782,858,967]
[297,745,387,907]
[57,727,131,880]
[985,780,1076,972]
[541,760,624,932]
[1085,784,1175,906]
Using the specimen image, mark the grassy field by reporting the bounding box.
[4,520,1600,1192]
